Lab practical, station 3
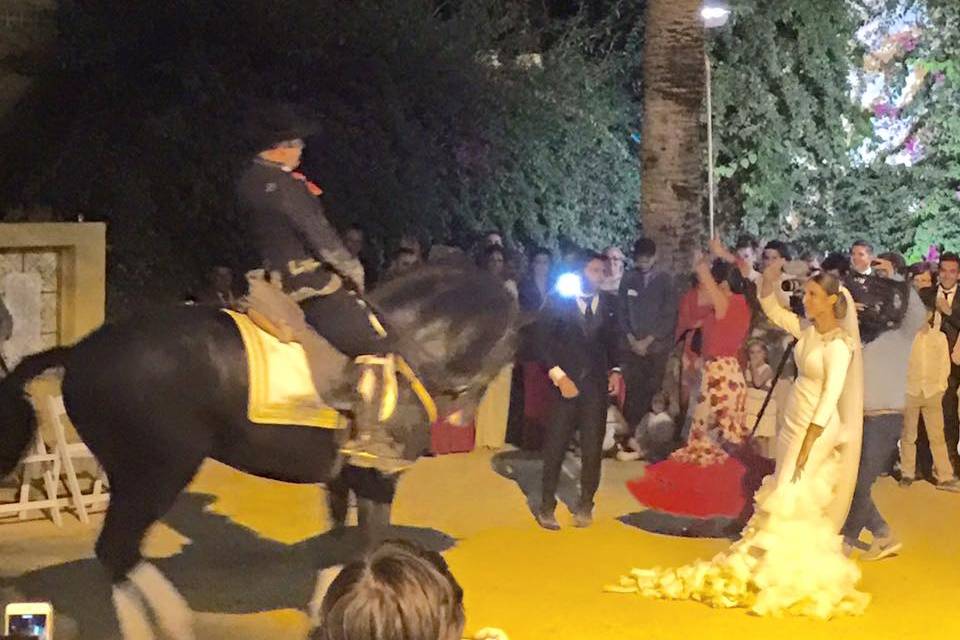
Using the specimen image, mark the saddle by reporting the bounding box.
[224,309,345,429]
[233,271,438,471]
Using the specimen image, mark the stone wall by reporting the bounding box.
[0,249,58,366]
[0,223,105,367]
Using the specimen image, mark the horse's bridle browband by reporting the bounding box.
[354,353,438,424]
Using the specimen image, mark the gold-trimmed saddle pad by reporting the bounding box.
[224,310,344,429]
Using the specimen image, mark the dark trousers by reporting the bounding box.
[623,349,669,425]
[841,413,902,541]
[301,288,388,358]
[943,366,960,474]
[540,381,608,513]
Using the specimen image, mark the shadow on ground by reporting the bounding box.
[491,449,740,538]
[0,492,456,640]
[490,449,582,518]
[616,511,736,539]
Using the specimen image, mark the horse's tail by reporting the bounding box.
[0,347,72,476]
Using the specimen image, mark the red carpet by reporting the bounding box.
[627,455,753,518]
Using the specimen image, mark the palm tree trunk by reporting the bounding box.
[640,0,705,273]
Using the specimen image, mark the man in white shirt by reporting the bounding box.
[901,313,960,490]
[920,252,960,475]
[533,252,624,530]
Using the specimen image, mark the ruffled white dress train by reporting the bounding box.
[609,291,869,619]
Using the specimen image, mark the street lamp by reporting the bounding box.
[703,0,730,238]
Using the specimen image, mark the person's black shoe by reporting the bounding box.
[536,510,560,531]
[899,477,914,488]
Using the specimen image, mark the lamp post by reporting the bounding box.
[702,0,730,238]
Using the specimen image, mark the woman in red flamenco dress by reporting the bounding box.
[627,256,762,519]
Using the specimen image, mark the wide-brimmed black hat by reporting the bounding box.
[243,100,320,153]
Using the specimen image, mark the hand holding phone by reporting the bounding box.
[4,603,53,640]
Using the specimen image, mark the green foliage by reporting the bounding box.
[0,0,641,314]
[843,0,960,259]
[707,0,864,250]
[708,0,960,259]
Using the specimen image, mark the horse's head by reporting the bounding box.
[368,263,519,426]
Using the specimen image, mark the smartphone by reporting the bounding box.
[4,603,53,640]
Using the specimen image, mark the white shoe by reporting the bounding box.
[862,535,902,561]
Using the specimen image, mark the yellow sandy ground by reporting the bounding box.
[3,449,959,639]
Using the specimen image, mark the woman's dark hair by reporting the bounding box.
[314,540,465,640]
[810,271,847,319]
[708,258,745,293]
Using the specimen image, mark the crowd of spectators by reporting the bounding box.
[189,226,960,496]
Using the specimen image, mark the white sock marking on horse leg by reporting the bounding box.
[308,565,343,628]
[129,562,195,640]
[112,583,156,640]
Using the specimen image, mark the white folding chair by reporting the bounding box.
[0,430,63,526]
[45,395,109,523]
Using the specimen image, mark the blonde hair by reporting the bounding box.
[810,272,847,319]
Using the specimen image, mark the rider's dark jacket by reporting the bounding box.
[238,159,363,296]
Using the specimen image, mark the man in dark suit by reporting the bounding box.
[618,238,676,426]
[920,252,960,473]
[534,252,624,530]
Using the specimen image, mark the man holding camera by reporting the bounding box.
[840,245,926,560]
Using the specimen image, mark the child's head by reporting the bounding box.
[650,390,669,414]
[314,540,465,640]
[746,339,769,366]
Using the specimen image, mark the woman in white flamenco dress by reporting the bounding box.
[609,260,870,619]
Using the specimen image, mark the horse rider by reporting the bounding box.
[238,113,392,361]
[238,109,417,471]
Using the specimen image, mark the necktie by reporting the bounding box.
[582,297,594,317]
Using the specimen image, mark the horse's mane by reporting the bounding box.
[368,263,518,391]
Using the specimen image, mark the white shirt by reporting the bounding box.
[934,285,957,331]
[576,295,599,315]
[548,294,617,384]
[906,326,951,398]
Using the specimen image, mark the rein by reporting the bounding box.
[354,353,438,424]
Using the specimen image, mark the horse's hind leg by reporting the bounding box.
[98,461,202,640]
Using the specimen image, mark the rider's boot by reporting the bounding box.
[301,288,409,472]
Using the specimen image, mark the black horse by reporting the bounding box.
[0,264,516,640]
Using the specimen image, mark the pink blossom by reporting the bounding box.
[872,102,899,118]
[934,72,946,85]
